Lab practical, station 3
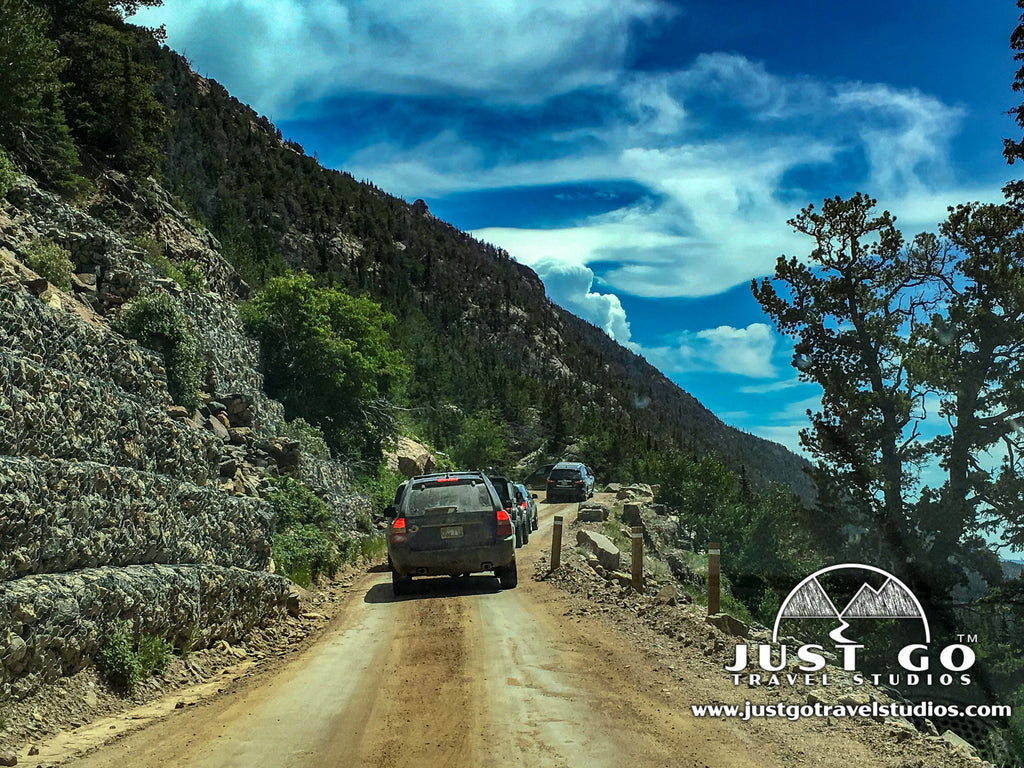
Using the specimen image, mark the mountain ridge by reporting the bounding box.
[138,37,814,499]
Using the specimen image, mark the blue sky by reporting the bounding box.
[134,2,1021,498]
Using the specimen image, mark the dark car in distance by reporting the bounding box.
[385,472,517,595]
[546,462,595,502]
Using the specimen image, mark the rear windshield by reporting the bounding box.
[488,477,512,499]
[549,468,582,480]
[404,479,495,517]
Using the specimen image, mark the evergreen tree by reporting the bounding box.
[0,0,82,189]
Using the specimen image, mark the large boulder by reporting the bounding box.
[576,530,621,571]
[621,502,644,527]
[706,613,749,638]
[616,483,654,502]
[385,436,436,478]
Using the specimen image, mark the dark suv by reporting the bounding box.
[386,472,518,594]
[546,462,595,502]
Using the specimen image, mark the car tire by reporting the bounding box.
[392,569,412,596]
[514,521,523,548]
[532,514,538,531]
[522,523,530,546]
[496,559,518,589]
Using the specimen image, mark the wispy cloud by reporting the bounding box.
[133,0,673,114]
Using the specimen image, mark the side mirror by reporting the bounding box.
[383,505,397,519]
[531,494,538,500]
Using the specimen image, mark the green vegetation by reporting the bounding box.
[95,622,142,693]
[644,451,820,624]
[0,0,85,192]
[266,476,341,587]
[96,622,171,694]
[113,290,203,409]
[133,236,207,291]
[136,632,172,676]
[450,409,510,471]
[0,149,17,198]
[22,236,73,290]
[32,0,168,180]
[279,417,331,461]
[267,476,385,585]
[352,461,406,513]
[241,272,409,465]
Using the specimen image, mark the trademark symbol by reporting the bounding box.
[957,633,979,643]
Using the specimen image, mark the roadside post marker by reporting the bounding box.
[708,542,721,615]
[631,526,643,591]
[550,515,563,571]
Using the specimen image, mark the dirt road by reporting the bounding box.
[53,499,916,768]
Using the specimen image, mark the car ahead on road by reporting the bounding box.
[546,462,595,502]
[522,463,556,491]
[515,482,539,531]
[385,472,517,595]
[487,473,530,548]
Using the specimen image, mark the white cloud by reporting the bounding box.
[532,260,631,342]
[132,0,673,114]
[459,56,1000,299]
[633,322,777,379]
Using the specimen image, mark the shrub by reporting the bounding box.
[132,237,207,292]
[265,476,333,529]
[266,477,342,586]
[22,236,73,291]
[113,291,204,409]
[240,272,408,463]
[96,622,142,694]
[0,149,16,198]
[137,634,173,677]
[166,261,207,292]
[272,523,340,587]
[279,417,331,460]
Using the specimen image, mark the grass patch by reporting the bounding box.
[137,633,173,676]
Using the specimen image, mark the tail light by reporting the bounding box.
[574,480,583,485]
[496,510,513,538]
[520,502,527,509]
[390,517,407,545]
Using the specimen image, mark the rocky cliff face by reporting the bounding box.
[0,172,368,699]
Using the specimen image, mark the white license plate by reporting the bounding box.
[440,526,463,539]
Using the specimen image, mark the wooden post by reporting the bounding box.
[708,542,720,615]
[550,515,563,571]
[631,526,643,591]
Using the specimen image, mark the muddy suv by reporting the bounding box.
[386,472,518,595]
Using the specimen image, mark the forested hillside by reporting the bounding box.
[116,35,811,496]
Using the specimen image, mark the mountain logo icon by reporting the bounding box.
[771,564,930,644]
